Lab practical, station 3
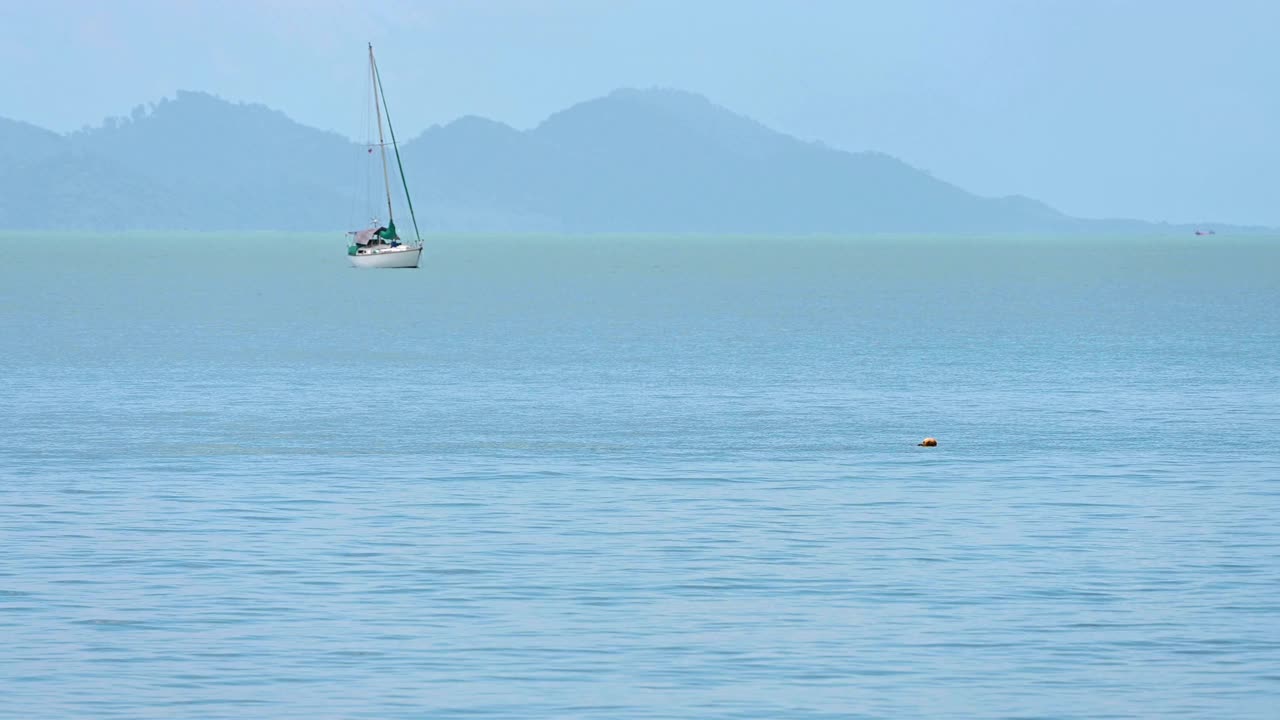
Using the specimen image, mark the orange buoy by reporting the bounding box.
[918,437,938,447]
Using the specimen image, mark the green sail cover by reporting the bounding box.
[377,221,398,240]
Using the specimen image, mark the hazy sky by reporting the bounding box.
[3,0,1277,225]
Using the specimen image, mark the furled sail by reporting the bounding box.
[351,221,397,245]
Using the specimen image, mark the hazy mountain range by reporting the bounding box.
[0,88,1242,233]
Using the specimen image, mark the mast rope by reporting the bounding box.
[369,44,395,228]
[371,51,422,244]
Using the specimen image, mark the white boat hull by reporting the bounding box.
[348,245,422,269]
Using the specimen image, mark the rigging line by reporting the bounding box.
[369,43,395,227]
[348,48,373,232]
[371,50,421,244]
[365,56,375,222]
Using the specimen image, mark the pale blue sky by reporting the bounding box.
[2,0,1276,225]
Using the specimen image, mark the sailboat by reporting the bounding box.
[347,43,423,269]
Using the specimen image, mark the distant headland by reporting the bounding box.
[0,88,1265,234]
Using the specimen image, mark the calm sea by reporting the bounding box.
[2,234,1278,719]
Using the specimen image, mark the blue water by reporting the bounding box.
[2,234,1279,718]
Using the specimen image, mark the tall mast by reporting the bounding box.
[370,43,395,227]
